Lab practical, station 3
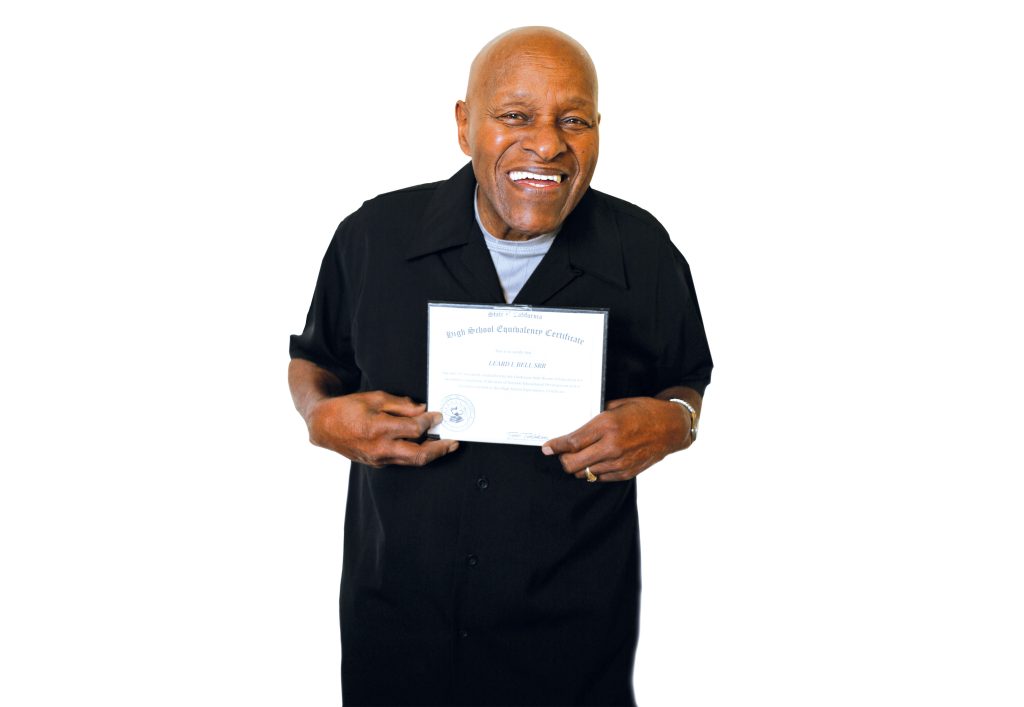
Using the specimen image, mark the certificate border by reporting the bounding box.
[426,301,609,443]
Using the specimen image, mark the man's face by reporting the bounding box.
[457,49,600,241]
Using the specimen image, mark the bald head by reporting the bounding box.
[465,27,598,107]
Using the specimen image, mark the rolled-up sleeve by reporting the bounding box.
[655,244,713,397]
[289,217,363,393]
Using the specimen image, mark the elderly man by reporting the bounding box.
[289,26,712,706]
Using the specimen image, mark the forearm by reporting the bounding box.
[288,358,347,424]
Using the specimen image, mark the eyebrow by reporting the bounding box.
[490,93,596,111]
[557,97,597,110]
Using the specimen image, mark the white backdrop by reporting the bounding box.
[2,1,1022,705]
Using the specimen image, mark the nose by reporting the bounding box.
[521,120,566,161]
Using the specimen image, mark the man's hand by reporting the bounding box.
[541,395,695,482]
[307,391,458,468]
[288,359,457,468]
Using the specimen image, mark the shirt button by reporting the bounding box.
[466,554,478,567]
[476,477,489,490]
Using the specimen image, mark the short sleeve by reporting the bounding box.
[655,245,713,396]
[289,218,363,392]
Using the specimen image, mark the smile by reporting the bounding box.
[508,170,563,185]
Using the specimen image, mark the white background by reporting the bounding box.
[2,1,1022,705]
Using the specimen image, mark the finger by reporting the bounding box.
[592,469,635,482]
[376,393,428,417]
[380,439,460,467]
[570,455,624,479]
[541,416,606,457]
[593,457,657,482]
[560,442,619,475]
[403,410,444,438]
[378,411,442,440]
[408,411,444,438]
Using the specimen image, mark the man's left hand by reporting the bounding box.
[542,396,695,482]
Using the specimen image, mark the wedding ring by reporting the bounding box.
[584,467,597,482]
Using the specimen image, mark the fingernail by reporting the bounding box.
[448,442,459,453]
[541,446,553,456]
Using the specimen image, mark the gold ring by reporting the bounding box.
[585,467,597,482]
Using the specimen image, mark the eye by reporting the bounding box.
[498,112,529,124]
[562,116,593,129]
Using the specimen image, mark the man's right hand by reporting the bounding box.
[288,359,458,468]
[307,391,458,468]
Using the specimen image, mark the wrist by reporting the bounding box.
[667,398,699,444]
[306,394,348,449]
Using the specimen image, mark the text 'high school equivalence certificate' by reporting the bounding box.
[426,302,608,446]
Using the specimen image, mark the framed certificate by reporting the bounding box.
[426,302,608,446]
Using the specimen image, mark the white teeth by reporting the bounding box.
[509,171,562,183]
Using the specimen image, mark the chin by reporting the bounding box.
[513,224,558,239]
[508,212,565,237]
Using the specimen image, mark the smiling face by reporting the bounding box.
[456,29,600,241]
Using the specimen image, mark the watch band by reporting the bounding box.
[668,398,699,442]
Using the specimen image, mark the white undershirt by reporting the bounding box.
[474,187,558,303]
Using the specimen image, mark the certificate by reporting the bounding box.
[426,302,608,446]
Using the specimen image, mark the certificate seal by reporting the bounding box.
[440,394,475,431]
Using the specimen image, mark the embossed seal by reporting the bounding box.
[440,394,475,431]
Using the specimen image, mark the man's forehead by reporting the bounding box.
[475,57,596,102]
[487,47,592,80]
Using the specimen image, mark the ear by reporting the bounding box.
[455,100,472,157]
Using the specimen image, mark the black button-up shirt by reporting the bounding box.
[290,163,712,706]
